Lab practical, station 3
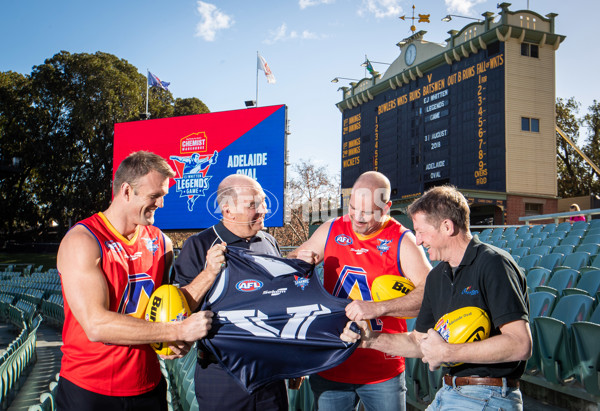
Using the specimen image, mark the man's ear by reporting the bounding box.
[440,219,455,236]
[120,182,132,201]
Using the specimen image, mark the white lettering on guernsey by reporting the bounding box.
[218,304,332,340]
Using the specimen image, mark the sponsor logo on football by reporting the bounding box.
[294,275,310,290]
[262,288,287,296]
[335,234,353,246]
[236,279,264,292]
[462,286,479,296]
[377,239,392,255]
[350,248,369,255]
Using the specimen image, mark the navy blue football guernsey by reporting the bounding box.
[199,246,359,393]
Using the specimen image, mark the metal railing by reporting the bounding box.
[519,208,600,225]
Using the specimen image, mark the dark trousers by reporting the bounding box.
[195,361,288,411]
[56,376,167,411]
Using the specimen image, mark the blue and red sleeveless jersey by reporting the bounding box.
[60,212,166,396]
[199,247,359,393]
[319,214,409,384]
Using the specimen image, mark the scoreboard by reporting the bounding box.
[341,41,506,200]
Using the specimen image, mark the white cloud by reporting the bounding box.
[264,23,321,44]
[358,0,402,18]
[444,0,486,16]
[195,1,234,42]
[299,0,335,10]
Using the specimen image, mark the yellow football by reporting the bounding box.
[371,275,416,319]
[434,306,491,367]
[144,284,191,355]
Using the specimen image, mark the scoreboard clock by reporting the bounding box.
[340,41,506,200]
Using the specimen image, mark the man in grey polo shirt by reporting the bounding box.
[174,174,287,411]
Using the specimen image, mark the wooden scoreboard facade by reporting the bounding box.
[337,4,565,224]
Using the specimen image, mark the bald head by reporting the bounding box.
[352,171,391,204]
[217,174,262,208]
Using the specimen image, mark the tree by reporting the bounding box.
[0,51,210,243]
[268,159,340,247]
[174,98,210,117]
[0,71,41,241]
[555,97,590,197]
[583,100,600,195]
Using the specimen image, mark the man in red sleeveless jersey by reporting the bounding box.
[56,151,214,411]
[290,171,432,411]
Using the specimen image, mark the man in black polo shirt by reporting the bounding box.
[174,174,287,411]
[341,185,531,410]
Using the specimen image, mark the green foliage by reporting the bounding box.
[556,97,600,197]
[0,51,209,243]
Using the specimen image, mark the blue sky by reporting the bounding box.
[1,0,597,178]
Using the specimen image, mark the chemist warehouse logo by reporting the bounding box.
[169,133,218,212]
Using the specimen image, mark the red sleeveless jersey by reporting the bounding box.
[60,212,166,396]
[318,214,409,384]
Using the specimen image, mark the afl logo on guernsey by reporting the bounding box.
[236,280,263,292]
[335,234,353,246]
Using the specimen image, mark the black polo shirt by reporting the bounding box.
[415,236,529,379]
[173,221,281,307]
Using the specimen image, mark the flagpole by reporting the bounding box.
[256,51,259,107]
[145,69,149,119]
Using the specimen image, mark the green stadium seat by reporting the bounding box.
[542,223,557,234]
[533,253,565,272]
[533,232,550,242]
[530,245,552,257]
[289,377,315,411]
[562,270,600,298]
[506,239,523,250]
[555,251,591,272]
[527,268,552,289]
[575,243,600,256]
[533,294,594,384]
[535,268,579,297]
[552,245,575,256]
[583,234,600,245]
[573,220,590,230]
[519,254,542,272]
[516,226,530,236]
[530,291,557,318]
[585,228,600,238]
[526,291,558,373]
[567,229,587,238]
[541,237,561,248]
[517,232,533,241]
[511,247,529,259]
[560,236,581,247]
[556,221,572,233]
[571,304,600,395]
[523,238,542,249]
[548,231,567,241]
[529,225,544,235]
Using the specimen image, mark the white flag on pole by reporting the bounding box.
[257,53,276,84]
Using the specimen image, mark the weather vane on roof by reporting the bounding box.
[400,4,430,33]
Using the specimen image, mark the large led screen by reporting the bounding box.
[114,105,286,229]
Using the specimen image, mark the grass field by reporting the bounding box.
[0,252,57,270]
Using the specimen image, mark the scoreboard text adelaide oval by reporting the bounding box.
[341,42,506,198]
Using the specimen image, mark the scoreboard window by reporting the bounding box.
[521,117,540,132]
[521,43,539,58]
[341,42,506,198]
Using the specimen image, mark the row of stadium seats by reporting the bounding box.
[0,315,42,410]
[39,295,64,327]
[528,294,600,395]
[528,267,600,298]
[27,373,59,411]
